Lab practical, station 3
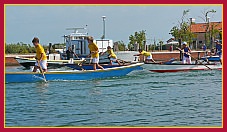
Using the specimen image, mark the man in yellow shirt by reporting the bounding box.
[134,49,156,63]
[32,37,48,72]
[87,36,104,70]
[102,46,121,65]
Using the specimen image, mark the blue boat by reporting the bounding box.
[5,63,143,83]
[65,63,127,70]
[201,55,220,61]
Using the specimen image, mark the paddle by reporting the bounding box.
[159,58,176,64]
[77,58,86,71]
[176,47,212,70]
[37,61,47,82]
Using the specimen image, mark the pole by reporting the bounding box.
[178,38,182,61]
[102,16,106,39]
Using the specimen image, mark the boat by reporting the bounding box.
[62,27,114,64]
[142,62,222,73]
[5,63,143,83]
[64,63,123,70]
[64,60,133,70]
[15,56,85,69]
[200,55,220,61]
[15,27,113,69]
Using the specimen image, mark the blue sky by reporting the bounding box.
[5,5,222,45]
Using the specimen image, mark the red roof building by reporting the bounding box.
[190,22,222,48]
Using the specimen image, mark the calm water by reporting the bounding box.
[5,66,222,127]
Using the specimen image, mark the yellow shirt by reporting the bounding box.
[141,50,151,57]
[88,42,99,58]
[107,49,117,59]
[35,44,47,60]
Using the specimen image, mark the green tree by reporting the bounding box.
[115,40,126,51]
[128,30,146,50]
[169,9,194,44]
[169,26,180,40]
[5,42,36,54]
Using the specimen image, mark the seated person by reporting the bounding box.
[102,46,121,65]
[134,49,156,63]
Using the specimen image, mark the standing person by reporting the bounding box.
[215,39,222,64]
[66,47,78,60]
[181,42,192,64]
[134,49,156,63]
[101,46,121,65]
[202,44,207,57]
[169,45,173,52]
[32,37,48,72]
[202,44,207,51]
[87,36,104,70]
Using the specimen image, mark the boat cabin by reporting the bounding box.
[64,28,90,56]
[64,27,113,57]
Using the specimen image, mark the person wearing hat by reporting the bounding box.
[215,39,222,64]
[181,42,192,64]
[87,36,104,70]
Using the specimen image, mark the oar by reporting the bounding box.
[77,58,86,71]
[160,58,176,64]
[176,47,212,70]
[37,61,47,82]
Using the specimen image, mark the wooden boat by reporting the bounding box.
[15,56,85,69]
[142,62,222,73]
[5,63,143,83]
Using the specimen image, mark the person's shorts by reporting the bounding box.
[35,60,47,70]
[92,57,99,63]
[146,55,153,60]
[182,56,191,64]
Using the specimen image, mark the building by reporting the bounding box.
[190,21,222,49]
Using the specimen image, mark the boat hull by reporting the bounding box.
[6,63,143,83]
[201,56,220,61]
[65,63,124,70]
[142,63,222,73]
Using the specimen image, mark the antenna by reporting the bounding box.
[66,27,86,33]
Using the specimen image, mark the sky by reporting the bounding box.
[5,5,222,45]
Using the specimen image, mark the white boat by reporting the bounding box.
[62,27,113,64]
[142,62,222,73]
[15,56,85,69]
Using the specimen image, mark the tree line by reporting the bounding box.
[5,42,126,54]
[5,42,65,54]
[5,42,36,54]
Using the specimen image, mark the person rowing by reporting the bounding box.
[180,42,192,64]
[87,36,104,70]
[134,49,156,63]
[101,46,121,65]
[32,37,48,72]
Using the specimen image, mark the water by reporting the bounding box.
[5,66,222,127]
